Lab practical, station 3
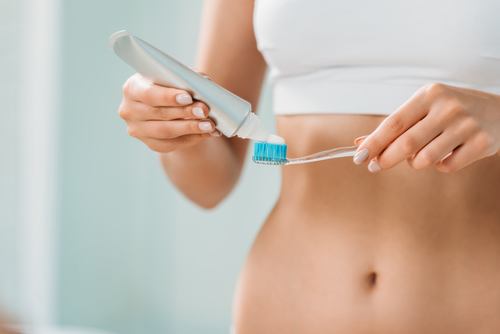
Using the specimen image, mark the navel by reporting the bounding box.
[368,271,377,287]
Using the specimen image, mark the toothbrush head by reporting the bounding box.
[252,142,288,165]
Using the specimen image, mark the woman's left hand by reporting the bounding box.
[353,83,500,173]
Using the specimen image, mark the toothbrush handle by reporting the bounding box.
[287,146,358,165]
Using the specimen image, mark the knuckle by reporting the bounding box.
[478,131,493,147]
[458,116,479,134]
[118,104,129,119]
[434,102,462,126]
[423,82,447,99]
[443,99,466,117]
[122,79,132,96]
[400,136,418,155]
[475,132,494,153]
[384,114,405,133]
[141,85,155,105]
[416,150,436,168]
[127,126,138,138]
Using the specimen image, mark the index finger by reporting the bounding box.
[353,90,430,165]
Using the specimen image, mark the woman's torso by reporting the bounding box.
[234,115,500,333]
[233,1,500,333]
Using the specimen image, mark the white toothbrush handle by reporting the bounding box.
[286,146,358,165]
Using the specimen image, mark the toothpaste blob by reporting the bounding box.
[266,134,286,145]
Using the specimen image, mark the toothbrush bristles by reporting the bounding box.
[253,142,288,165]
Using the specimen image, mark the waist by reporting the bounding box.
[275,114,500,222]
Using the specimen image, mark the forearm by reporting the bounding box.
[159,0,266,208]
[159,136,243,208]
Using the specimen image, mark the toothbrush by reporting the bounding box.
[109,31,354,164]
[252,143,358,165]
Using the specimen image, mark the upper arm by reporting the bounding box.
[196,0,268,164]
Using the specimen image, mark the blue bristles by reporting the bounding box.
[252,142,288,165]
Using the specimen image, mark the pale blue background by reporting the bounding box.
[0,0,280,333]
[0,0,22,316]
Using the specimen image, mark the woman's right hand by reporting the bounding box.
[118,73,221,153]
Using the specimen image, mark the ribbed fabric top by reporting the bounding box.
[254,0,500,115]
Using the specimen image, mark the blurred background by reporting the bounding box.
[0,0,280,333]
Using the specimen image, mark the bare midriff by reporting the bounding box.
[233,114,500,334]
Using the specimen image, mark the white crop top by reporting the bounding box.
[254,0,500,115]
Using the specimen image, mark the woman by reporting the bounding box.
[118,0,500,332]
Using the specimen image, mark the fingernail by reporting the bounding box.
[353,148,369,165]
[209,131,220,137]
[368,161,382,173]
[192,106,205,118]
[198,121,213,131]
[176,93,192,105]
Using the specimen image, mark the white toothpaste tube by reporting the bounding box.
[109,31,284,144]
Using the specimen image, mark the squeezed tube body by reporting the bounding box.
[109,30,276,142]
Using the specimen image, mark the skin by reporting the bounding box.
[355,83,500,173]
[119,0,266,208]
[118,0,500,332]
